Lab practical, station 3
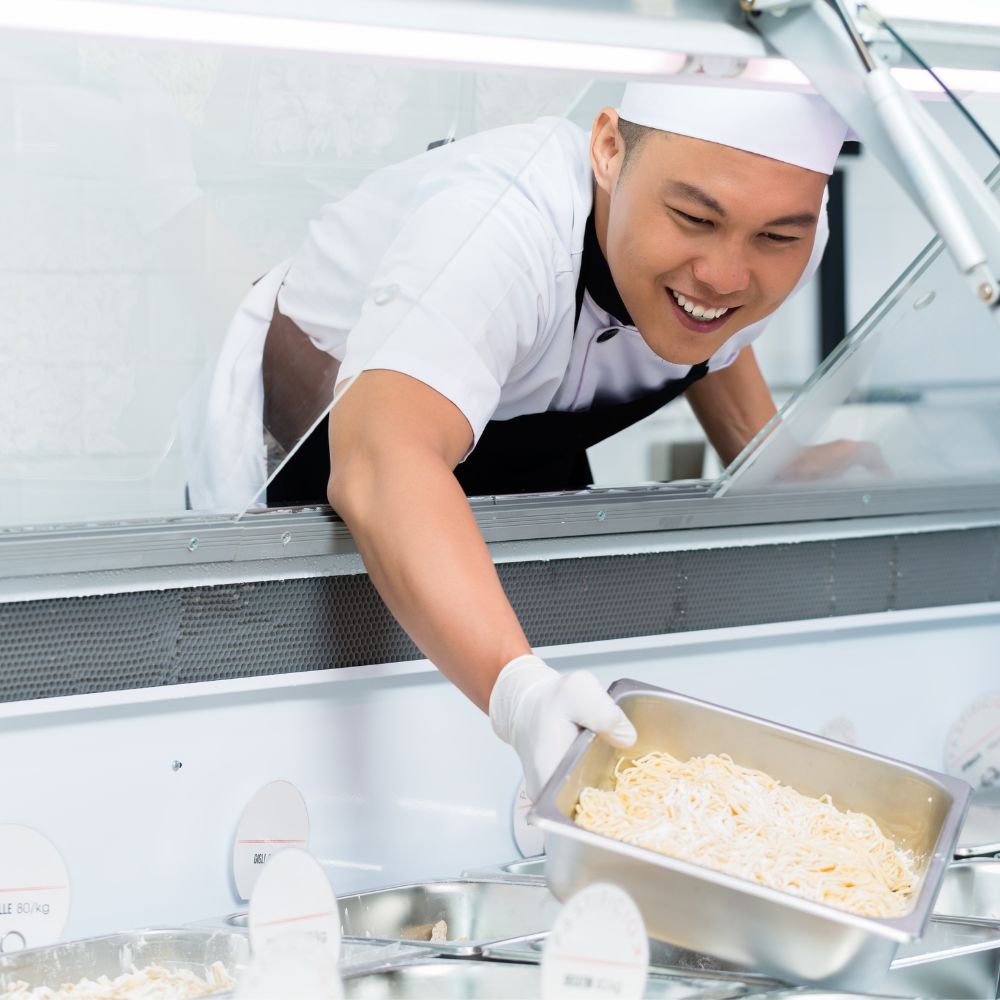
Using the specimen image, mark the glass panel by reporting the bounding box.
[718,71,1000,496]
[0,20,611,527]
[185,78,619,515]
[6,3,1000,529]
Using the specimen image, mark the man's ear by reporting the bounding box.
[590,108,624,195]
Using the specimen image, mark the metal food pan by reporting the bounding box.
[484,914,1000,999]
[882,915,1000,998]
[337,878,562,956]
[936,858,1000,920]
[653,861,1000,993]
[531,678,971,992]
[954,787,1000,859]
[341,955,765,999]
[211,879,558,955]
[0,928,248,995]
[461,856,546,883]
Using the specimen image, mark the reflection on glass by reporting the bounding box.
[0,21,600,528]
[185,79,616,516]
[719,171,1000,495]
[719,14,1000,498]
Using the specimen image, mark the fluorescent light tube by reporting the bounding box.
[0,0,690,77]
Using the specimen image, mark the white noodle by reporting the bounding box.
[575,751,916,918]
[1,960,234,999]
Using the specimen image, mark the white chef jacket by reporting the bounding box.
[183,117,828,511]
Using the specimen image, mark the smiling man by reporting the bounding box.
[190,82,850,800]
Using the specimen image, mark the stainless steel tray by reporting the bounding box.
[936,858,1000,920]
[531,678,971,991]
[0,928,248,995]
[341,955,765,999]
[461,856,546,883]
[207,878,562,957]
[885,915,1000,998]
[337,878,562,956]
[955,788,1000,858]
[484,915,1000,999]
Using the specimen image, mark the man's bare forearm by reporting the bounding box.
[328,372,531,712]
[684,346,777,466]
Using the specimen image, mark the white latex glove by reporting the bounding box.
[489,654,637,802]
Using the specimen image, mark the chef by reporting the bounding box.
[186,81,858,799]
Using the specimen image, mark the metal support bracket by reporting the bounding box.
[745,0,1000,322]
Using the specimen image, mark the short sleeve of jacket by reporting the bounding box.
[335,177,570,447]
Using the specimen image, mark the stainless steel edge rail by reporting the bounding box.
[0,481,998,588]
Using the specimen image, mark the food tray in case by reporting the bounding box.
[340,954,768,999]
[212,878,561,957]
[0,928,248,996]
[531,678,971,991]
[936,858,1000,919]
[461,855,546,882]
[336,878,561,956]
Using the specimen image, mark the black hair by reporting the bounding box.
[617,117,658,178]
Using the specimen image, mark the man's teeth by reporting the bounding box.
[671,289,729,321]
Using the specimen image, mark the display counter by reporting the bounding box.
[1,2,1000,996]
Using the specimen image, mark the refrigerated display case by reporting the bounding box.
[1,1,1000,995]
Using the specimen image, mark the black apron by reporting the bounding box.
[267,211,708,504]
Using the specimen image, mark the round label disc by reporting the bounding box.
[0,825,70,951]
[946,692,1000,788]
[247,847,341,963]
[541,883,648,999]
[234,780,310,901]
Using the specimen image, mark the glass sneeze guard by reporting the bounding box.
[717,68,1000,500]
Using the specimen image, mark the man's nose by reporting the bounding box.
[691,241,751,297]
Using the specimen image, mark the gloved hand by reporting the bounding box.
[489,654,637,802]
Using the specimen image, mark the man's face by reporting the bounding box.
[599,124,828,366]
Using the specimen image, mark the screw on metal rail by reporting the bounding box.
[188,537,199,552]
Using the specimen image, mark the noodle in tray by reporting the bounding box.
[574,751,916,918]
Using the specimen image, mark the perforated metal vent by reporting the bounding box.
[2,526,998,703]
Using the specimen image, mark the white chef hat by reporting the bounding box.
[618,81,850,175]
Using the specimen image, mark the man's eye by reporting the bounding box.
[671,207,712,226]
[762,232,799,244]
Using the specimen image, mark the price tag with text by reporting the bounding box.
[233,780,310,901]
[541,883,648,1000]
[0,825,70,953]
[247,847,340,980]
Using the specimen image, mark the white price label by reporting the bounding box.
[947,693,1000,788]
[247,848,341,963]
[512,779,546,858]
[542,883,648,1000]
[0,825,70,952]
[233,780,310,901]
[237,932,343,1000]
